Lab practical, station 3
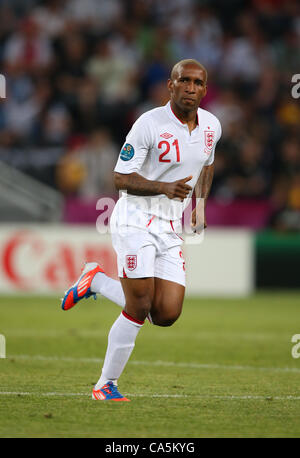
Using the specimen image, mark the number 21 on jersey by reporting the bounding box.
[158,139,180,163]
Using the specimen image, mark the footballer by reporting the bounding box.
[61,59,222,401]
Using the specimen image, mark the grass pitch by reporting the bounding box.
[0,291,300,438]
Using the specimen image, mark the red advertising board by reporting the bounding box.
[0,226,117,293]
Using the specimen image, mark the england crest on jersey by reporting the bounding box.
[204,130,215,155]
[126,255,137,271]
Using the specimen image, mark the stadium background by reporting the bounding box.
[0,0,299,294]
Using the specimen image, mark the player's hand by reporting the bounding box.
[191,206,207,233]
[163,176,193,201]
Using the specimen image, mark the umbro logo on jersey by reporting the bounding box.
[160,132,173,139]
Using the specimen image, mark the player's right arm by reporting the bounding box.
[114,112,192,201]
[114,172,193,201]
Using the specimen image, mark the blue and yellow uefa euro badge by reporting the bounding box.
[120,143,135,161]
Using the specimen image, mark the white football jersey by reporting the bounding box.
[114,101,222,221]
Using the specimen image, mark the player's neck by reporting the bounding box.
[170,101,198,132]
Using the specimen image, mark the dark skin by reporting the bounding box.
[167,63,214,230]
[115,63,215,325]
[191,163,214,231]
[168,63,207,132]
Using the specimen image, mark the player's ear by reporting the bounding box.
[167,79,173,93]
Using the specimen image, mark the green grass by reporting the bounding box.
[1,291,300,438]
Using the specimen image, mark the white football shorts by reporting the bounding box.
[110,199,186,286]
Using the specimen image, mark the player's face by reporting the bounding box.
[168,64,207,112]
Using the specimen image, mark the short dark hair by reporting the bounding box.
[170,59,207,82]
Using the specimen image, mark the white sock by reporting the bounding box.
[91,272,125,308]
[95,311,143,388]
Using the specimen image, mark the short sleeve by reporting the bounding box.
[205,119,222,166]
[114,114,154,174]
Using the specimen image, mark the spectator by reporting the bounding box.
[64,0,123,33]
[1,76,52,145]
[0,0,298,230]
[227,137,271,199]
[68,77,103,135]
[56,128,117,197]
[32,0,67,38]
[206,88,244,138]
[2,15,53,76]
[86,38,138,103]
[172,6,223,71]
[222,12,274,84]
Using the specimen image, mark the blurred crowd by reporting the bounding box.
[0,0,299,230]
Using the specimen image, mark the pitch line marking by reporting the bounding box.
[4,329,289,341]
[0,391,300,401]
[8,354,300,374]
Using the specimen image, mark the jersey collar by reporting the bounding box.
[166,101,199,129]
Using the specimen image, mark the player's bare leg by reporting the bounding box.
[150,278,185,326]
[120,277,154,322]
[120,277,185,327]
[67,266,184,328]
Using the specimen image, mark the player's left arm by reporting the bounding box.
[191,117,221,232]
[191,163,214,231]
